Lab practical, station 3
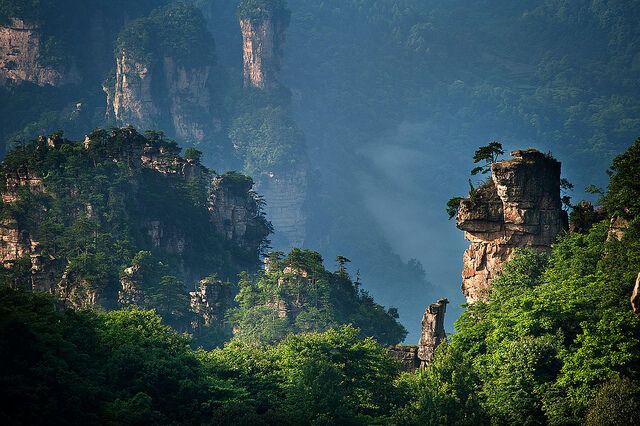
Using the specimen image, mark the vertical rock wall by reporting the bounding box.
[254,167,307,248]
[456,149,568,302]
[240,13,285,89]
[0,18,78,86]
[417,298,449,367]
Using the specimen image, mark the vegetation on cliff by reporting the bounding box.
[229,248,407,345]
[115,2,215,67]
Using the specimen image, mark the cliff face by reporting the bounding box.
[0,18,78,86]
[208,172,272,255]
[0,129,270,314]
[457,149,568,302]
[632,273,640,318]
[255,167,307,248]
[110,54,218,143]
[240,14,286,89]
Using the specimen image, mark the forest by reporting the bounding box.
[0,0,639,424]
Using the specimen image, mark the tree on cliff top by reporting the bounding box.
[471,141,504,176]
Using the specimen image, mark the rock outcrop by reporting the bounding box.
[0,18,78,86]
[109,54,218,143]
[632,273,640,319]
[417,298,449,367]
[190,276,233,330]
[0,129,270,312]
[390,298,449,371]
[239,6,288,89]
[457,149,568,302]
[208,172,272,254]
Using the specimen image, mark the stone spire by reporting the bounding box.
[417,298,449,367]
[238,1,290,89]
[456,149,568,302]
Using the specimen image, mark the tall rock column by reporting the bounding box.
[237,1,307,249]
[417,298,448,367]
[239,2,289,89]
[457,149,568,302]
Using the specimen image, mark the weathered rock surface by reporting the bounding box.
[457,149,568,302]
[190,276,233,330]
[254,167,308,248]
[0,18,78,86]
[109,54,218,143]
[390,298,449,371]
[240,13,286,89]
[112,53,160,130]
[208,173,272,254]
[417,298,449,367]
[632,273,640,318]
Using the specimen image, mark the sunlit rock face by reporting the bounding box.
[0,18,79,86]
[109,55,217,144]
[632,273,640,319]
[240,13,286,89]
[457,149,568,302]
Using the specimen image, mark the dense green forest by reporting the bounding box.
[2,137,640,424]
[1,1,640,423]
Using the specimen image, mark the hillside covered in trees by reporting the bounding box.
[2,136,640,425]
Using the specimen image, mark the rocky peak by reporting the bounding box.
[457,149,568,302]
[0,18,79,86]
[239,1,290,89]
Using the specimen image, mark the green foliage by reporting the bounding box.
[236,0,291,26]
[471,141,504,176]
[229,248,407,345]
[392,343,488,425]
[446,197,463,220]
[229,106,305,176]
[0,127,267,326]
[603,137,640,219]
[115,2,215,67]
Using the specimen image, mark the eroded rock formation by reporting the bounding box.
[390,298,448,371]
[190,276,233,330]
[417,298,449,367]
[108,55,219,144]
[0,18,78,86]
[457,149,568,302]
[240,10,287,89]
[208,172,272,254]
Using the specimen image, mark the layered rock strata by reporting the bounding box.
[456,149,568,302]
